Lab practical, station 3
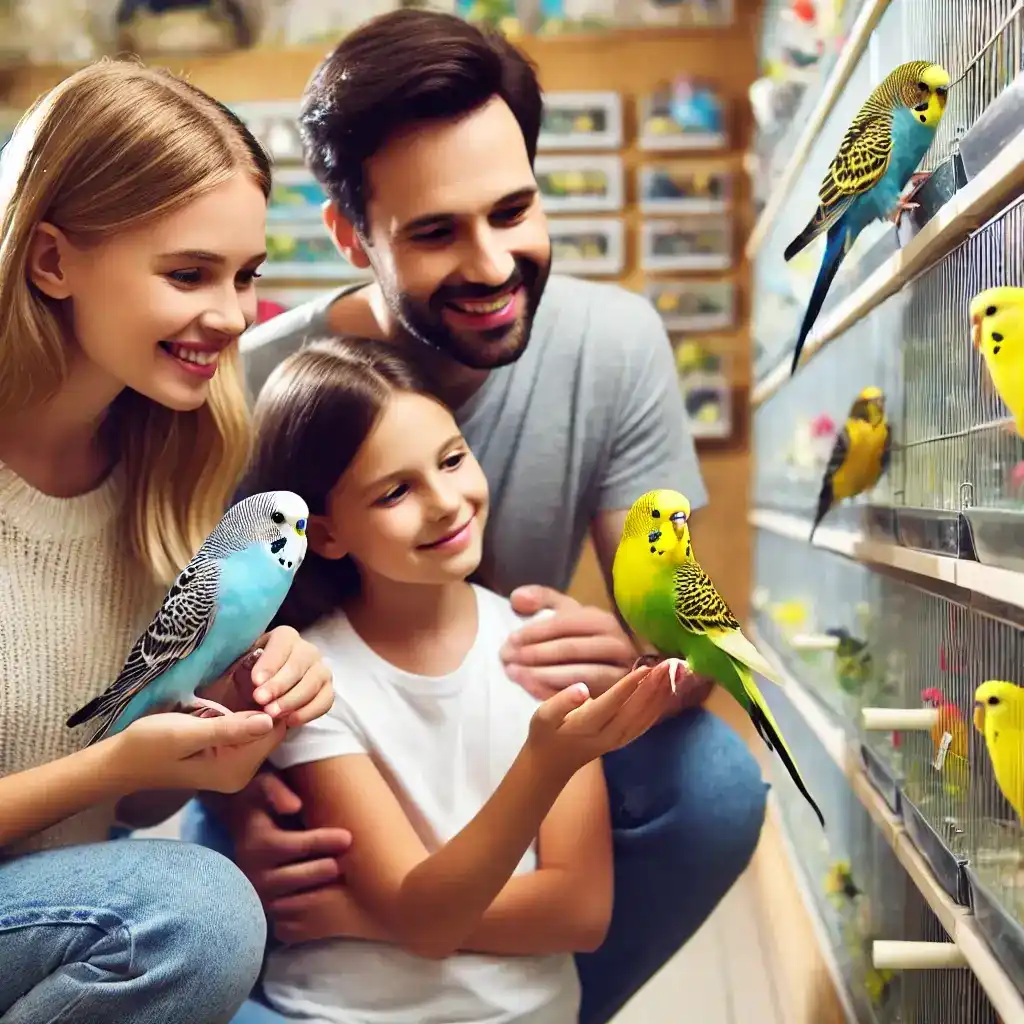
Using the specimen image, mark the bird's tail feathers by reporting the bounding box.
[741,665,826,828]
[790,227,849,376]
[65,694,102,729]
[809,480,834,542]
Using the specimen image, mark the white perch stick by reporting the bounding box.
[872,940,967,971]
[790,633,841,652]
[861,707,939,732]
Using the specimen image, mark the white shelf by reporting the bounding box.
[751,625,1024,1021]
[745,0,893,260]
[753,127,1024,405]
[749,508,1024,611]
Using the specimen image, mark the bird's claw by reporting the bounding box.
[190,696,234,719]
[632,654,663,672]
[630,655,689,694]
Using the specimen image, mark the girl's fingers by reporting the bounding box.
[251,626,301,690]
[254,645,318,706]
[565,665,651,731]
[533,683,591,728]
[284,669,336,726]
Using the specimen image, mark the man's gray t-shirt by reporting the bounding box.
[240,274,707,597]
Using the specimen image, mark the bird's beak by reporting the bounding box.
[971,312,982,350]
[668,510,688,539]
[973,702,985,734]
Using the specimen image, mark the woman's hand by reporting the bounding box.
[271,885,393,947]
[206,626,334,727]
[117,710,286,794]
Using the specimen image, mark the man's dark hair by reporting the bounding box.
[299,8,543,235]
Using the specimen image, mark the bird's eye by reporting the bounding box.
[917,81,927,91]
[271,511,285,525]
[988,695,1001,706]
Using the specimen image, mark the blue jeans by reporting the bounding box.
[183,707,769,1024]
[0,839,267,1024]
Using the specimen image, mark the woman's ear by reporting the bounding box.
[28,223,74,299]
[307,514,347,560]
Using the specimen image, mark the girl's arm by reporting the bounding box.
[275,759,613,956]
[459,758,613,956]
[285,743,571,960]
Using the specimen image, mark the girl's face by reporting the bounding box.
[29,173,267,412]
[313,391,489,587]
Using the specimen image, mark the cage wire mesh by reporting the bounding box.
[859,574,974,858]
[964,606,1024,932]
[753,298,902,528]
[753,0,1024,382]
[754,527,879,728]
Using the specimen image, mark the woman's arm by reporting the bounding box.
[0,740,135,848]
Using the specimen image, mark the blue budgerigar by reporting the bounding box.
[785,61,950,376]
[67,490,309,745]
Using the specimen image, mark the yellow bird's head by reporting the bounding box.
[621,489,694,563]
[970,287,1024,358]
[900,62,950,129]
[973,679,1024,737]
[849,386,887,426]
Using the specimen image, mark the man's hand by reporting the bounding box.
[218,771,353,913]
[502,585,714,711]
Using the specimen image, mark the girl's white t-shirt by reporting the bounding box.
[262,586,581,1024]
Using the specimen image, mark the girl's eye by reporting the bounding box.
[375,483,409,507]
[442,450,467,470]
[238,269,263,286]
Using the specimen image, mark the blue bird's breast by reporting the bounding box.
[850,107,937,229]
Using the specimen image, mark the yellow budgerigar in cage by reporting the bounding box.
[809,386,891,541]
[970,288,1024,437]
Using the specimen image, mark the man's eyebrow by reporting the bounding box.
[398,186,539,235]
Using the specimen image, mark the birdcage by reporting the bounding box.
[753,0,1024,383]
[959,603,1024,997]
[754,526,880,727]
[857,571,973,903]
[753,293,902,531]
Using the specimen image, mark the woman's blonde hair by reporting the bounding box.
[0,58,271,584]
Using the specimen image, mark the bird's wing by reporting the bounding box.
[821,109,895,207]
[672,562,781,685]
[880,421,893,475]
[823,424,852,488]
[67,556,222,728]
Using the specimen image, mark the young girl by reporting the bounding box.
[239,337,675,1024]
[0,59,333,1023]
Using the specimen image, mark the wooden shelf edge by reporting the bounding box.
[749,619,1024,1021]
[752,129,1024,407]
[748,508,1024,611]
[745,0,893,260]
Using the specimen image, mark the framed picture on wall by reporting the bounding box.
[681,372,733,440]
[638,164,732,215]
[268,168,327,222]
[538,91,623,150]
[549,217,625,276]
[534,155,624,213]
[263,223,370,281]
[637,81,727,152]
[640,216,732,272]
[646,279,736,331]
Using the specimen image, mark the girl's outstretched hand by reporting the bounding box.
[118,710,286,794]
[526,661,674,777]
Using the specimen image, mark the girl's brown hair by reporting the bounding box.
[244,336,438,632]
[0,58,272,584]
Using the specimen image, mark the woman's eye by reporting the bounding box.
[237,269,263,287]
[375,483,409,507]
[168,269,202,286]
[442,451,467,470]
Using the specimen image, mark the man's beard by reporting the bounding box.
[382,256,550,371]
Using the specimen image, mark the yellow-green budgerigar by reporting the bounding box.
[974,680,1024,824]
[810,386,891,541]
[970,288,1024,437]
[612,489,825,827]
[786,61,950,375]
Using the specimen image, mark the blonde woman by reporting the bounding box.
[0,61,333,1023]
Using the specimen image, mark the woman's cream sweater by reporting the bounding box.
[0,462,159,855]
